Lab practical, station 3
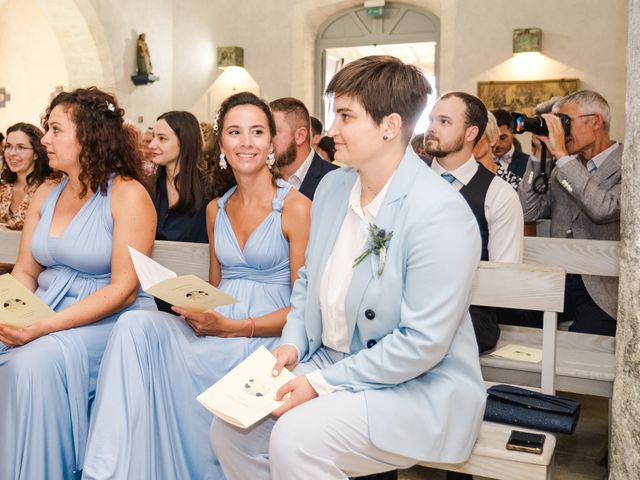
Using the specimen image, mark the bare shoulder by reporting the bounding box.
[206,197,221,219]
[30,178,61,209]
[282,188,311,218]
[110,175,151,201]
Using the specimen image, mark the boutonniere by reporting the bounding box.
[353,223,394,275]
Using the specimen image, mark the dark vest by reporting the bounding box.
[459,164,494,261]
[508,150,530,178]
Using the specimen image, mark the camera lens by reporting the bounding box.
[510,112,548,136]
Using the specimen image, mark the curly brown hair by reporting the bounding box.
[42,87,144,197]
[210,92,279,198]
[2,123,54,186]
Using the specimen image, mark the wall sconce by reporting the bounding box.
[513,28,542,55]
[209,46,260,117]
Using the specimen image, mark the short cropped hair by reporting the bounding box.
[553,90,610,131]
[269,97,311,141]
[484,111,499,143]
[326,55,432,142]
[441,92,487,146]
[534,96,562,116]
[491,109,512,128]
[310,116,323,137]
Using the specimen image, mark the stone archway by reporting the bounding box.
[315,3,440,118]
[289,0,442,116]
[35,0,114,89]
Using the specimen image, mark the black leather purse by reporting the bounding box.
[484,384,580,434]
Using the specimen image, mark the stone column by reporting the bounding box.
[611,0,640,478]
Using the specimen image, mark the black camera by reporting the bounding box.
[510,112,571,137]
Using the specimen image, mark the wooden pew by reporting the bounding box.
[479,236,619,398]
[0,231,617,398]
[416,261,563,480]
[0,230,563,480]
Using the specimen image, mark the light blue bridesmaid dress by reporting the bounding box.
[0,177,156,480]
[82,180,293,480]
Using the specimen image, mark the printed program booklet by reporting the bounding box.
[128,246,238,312]
[489,344,542,363]
[197,346,296,429]
[0,273,55,327]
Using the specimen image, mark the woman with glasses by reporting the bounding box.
[0,123,54,230]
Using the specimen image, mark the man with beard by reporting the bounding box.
[519,90,621,336]
[270,97,338,200]
[424,92,523,354]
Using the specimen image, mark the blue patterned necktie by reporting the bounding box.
[441,172,456,184]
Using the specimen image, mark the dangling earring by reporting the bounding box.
[219,152,227,170]
[266,152,276,169]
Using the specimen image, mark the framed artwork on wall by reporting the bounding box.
[477,78,579,115]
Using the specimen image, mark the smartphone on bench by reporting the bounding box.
[506,430,546,455]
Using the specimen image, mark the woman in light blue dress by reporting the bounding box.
[83,92,311,480]
[0,88,157,480]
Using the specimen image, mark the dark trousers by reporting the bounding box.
[358,472,398,479]
[562,274,616,336]
[469,305,500,353]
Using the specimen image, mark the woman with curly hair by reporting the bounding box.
[83,92,311,480]
[0,122,54,230]
[0,87,157,480]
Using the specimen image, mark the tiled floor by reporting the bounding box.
[400,392,609,480]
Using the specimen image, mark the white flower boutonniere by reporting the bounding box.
[353,224,393,275]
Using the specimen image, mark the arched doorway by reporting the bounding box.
[315,3,439,133]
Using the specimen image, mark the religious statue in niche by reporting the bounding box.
[131,33,159,86]
[137,33,153,75]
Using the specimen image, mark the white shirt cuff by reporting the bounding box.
[306,370,340,396]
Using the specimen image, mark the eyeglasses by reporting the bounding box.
[558,113,597,121]
[3,144,34,154]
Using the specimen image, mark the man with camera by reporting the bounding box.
[519,90,621,336]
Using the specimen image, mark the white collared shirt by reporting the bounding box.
[307,172,395,394]
[286,149,315,190]
[496,144,515,170]
[431,156,523,263]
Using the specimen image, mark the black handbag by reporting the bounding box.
[483,384,580,434]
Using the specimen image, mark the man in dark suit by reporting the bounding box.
[519,90,621,336]
[492,108,530,179]
[270,97,337,200]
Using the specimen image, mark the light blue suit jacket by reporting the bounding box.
[281,149,486,463]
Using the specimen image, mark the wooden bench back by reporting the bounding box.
[1,230,567,308]
[0,230,620,278]
[523,236,619,277]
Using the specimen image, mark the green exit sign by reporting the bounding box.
[365,6,384,17]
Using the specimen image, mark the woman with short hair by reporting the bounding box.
[211,56,486,480]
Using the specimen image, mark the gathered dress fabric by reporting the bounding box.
[0,177,156,480]
[82,180,292,480]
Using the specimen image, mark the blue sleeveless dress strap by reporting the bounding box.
[0,177,157,480]
[83,179,293,480]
